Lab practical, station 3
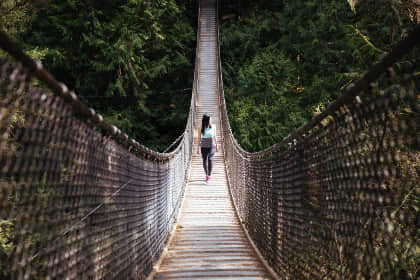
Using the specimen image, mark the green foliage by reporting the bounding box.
[10,0,197,151]
[220,0,417,152]
[227,47,306,150]
[0,219,13,253]
[0,0,34,38]
[0,219,14,275]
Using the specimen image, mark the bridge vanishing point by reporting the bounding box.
[0,0,419,279]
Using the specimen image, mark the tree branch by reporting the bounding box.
[0,1,27,17]
[352,26,387,54]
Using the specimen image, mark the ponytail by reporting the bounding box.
[201,114,211,135]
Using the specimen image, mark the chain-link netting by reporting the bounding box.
[0,26,198,278]
[218,20,420,279]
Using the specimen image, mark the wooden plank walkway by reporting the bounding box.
[152,1,273,279]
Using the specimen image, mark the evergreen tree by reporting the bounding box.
[220,0,417,151]
[19,0,197,151]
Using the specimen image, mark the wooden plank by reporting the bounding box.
[152,0,273,279]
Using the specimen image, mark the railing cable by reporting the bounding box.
[218,12,420,278]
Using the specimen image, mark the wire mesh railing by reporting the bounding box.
[217,15,420,280]
[0,7,201,277]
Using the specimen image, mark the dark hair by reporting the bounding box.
[201,114,211,135]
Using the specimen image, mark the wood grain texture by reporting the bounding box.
[153,1,272,279]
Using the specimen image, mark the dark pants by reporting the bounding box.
[201,147,214,176]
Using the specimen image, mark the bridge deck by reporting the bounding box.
[152,1,272,279]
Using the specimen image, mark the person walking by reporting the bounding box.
[197,114,218,183]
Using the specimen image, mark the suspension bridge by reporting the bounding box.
[0,0,419,279]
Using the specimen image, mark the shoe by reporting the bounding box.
[206,175,209,183]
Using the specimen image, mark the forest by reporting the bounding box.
[0,1,419,278]
[0,0,418,152]
[220,0,418,151]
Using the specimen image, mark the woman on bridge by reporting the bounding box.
[197,114,218,183]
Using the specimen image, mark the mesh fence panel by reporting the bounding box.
[218,21,420,279]
[1,6,419,280]
[0,27,197,278]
